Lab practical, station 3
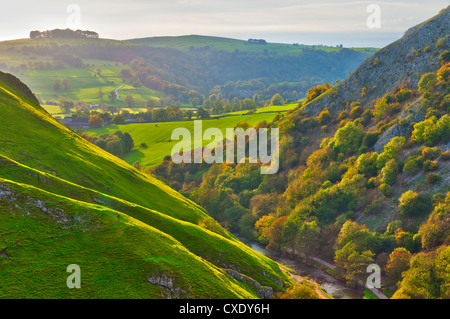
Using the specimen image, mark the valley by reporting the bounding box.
[0,4,449,302]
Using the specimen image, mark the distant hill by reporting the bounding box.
[0,34,376,110]
[0,71,292,298]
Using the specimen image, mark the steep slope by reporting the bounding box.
[301,6,449,116]
[0,71,291,298]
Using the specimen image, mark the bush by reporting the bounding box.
[421,147,441,160]
[318,107,332,125]
[423,160,438,171]
[379,183,393,197]
[425,173,440,184]
[418,72,437,93]
[380,159,399,185]
[395,89,412,102]
[398,191,432,216]
[439,150,450,161]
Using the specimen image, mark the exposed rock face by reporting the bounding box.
[224,269,274,299]
[301,7,449,117]
[147,274,187,299]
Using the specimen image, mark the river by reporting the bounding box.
[239,237,363,299]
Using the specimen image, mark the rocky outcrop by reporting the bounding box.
[147,274,187,299]
[301,7,449,117]
[224,269,273,299]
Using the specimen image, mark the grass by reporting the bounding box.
[87,108,292,167]
[0,72,292,298]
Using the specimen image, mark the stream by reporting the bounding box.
[239,237,363,299]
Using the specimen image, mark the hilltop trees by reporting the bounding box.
[30,28,99,39]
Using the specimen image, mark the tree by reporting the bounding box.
[269,93,284,106]
[393,246,450,299]
[124,95,135,108]
[88,115,104,128]
[58,96,73,113]
[380,159,398,185]
[294,220,321,255]
[196,106,210,119]
[318,107,332,125]
[97,88,104,100]
[330,121,363,154]
[419,192,449,250]
[398,190,432,216]
[278,282,320,299]
[112,114,125,124]
[334,241,375,286]
[385,247,412,286]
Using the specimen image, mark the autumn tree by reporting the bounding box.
[88,115,104,128]
[385,247,412,286]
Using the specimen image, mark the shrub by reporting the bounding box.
[421,147,441,160]
[439,150,450,161]
[418,72,437,93]
[318,107,332,125]
[379,183,393,197]
[380,159,399,185]
[366,177,377,189]
[398,191,432,216]
[425,173,440,184]
[403,156,421,175]
[395,89,412,102]
[423,160,438,171]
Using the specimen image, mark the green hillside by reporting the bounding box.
[0,71,292,298]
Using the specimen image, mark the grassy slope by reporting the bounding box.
[0,73,291,298]
[87,105,296,167]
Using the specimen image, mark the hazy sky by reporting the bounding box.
[1,0,448,47]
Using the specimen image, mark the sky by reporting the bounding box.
[0,0,448,47]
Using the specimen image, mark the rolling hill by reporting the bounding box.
[0,71,293,298]
[0,34,376,113]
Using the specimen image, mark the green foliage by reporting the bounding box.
[419,192,449,250]
[411,115,450,146]
[380,159,399,185]
[304,83,332,104]
[269,93,285,106]
[329,121,363,154]
[418,72,437,93]
[318,107,332,125]
[395,89,412,102]
[393,245,450,299]
[385,247,412,285]
[398,191,432,217]
[378,183,393,197]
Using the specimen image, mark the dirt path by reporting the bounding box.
[280,267,329,299]
[115,85,124,100]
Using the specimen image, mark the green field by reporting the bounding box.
[87,104,295,167]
